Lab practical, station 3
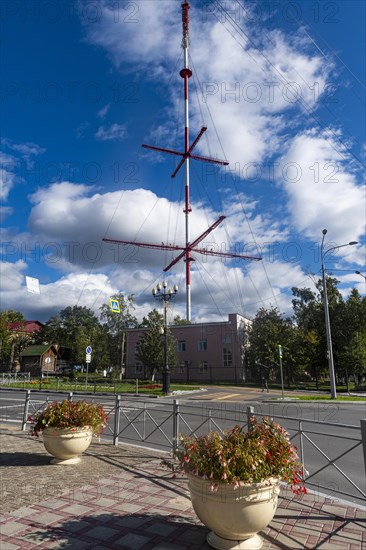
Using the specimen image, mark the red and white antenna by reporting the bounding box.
[103,2,261,321]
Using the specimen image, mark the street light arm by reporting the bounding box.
[323,241,358,260]
[355,270,366,281]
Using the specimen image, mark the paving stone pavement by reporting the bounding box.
[0,429,365,549]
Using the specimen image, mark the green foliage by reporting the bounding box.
[291,279,366,384]
[248,307,296,384]
[173,315,191,325]
[40,305,104,366]
[136,309,178,379]
[29,399,109,437]
[100,294,138,378]
[0,310,27,367]
[172,418,306,495]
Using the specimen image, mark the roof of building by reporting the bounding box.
[10,320,44,333]
[20,344,57,357]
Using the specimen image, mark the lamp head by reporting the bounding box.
[322,229,327,236]
[349,241,358,245]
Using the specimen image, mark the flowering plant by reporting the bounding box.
[29,399,109,438]
[169,417,306,495]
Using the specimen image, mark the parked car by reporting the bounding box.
[56,364,83,375]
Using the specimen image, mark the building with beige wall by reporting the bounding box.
[125,313,251,383]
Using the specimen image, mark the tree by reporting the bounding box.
[292,280,366,387]
[173,315,191,325]
[40,306,105,369]
[136,309,178,380]
[0,310,26,369]
[291,285,326,385]
[100,293,138,379]
[247,307,299,386]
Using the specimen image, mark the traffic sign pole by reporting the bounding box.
[278,345,284,400]
[85,346,92,388]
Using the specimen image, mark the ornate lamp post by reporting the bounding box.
[152,282,178,394]
[321,229,358,399]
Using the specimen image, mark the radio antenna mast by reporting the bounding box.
[103,2,261,321]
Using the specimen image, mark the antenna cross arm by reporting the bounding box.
[102,237,182,252]
[192,248,262,261]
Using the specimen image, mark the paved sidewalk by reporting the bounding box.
[0,429,365,549]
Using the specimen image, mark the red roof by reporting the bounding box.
[9,321,44,333]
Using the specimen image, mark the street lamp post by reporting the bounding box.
[320,229,358,399]
[152,281,178,395]
[355,270,366,281]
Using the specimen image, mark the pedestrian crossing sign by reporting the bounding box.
[110,299,120,313]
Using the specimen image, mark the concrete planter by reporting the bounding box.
[186,473,280,549]
[42,427,93,465]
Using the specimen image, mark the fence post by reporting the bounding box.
[143,402,146,441]
[113,394,121,446]
[21,390,31,431]
[246,405,255,427]
[298,420,306,479]
[172,399,180,456]
[361,419,366,479]
[68,392,73,401]
[208,408,212,432]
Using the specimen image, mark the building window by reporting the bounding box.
[223,348,232,367]
[177,340,186,352]
[222,336,231,344]
[199,361,208,373]
[198,339,207,351]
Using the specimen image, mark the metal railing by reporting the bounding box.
[0,389,365,503]
[0,372,30,386]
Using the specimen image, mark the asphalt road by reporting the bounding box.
[1,387,365,506]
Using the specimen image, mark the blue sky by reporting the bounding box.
[1,0,365,323]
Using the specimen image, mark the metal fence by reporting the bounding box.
[1,389,365,503]
[0,373,30,385]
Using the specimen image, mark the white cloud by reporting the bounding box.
[26,181,288,272]
[82,0,179,68]
[275,129,365,246]
[1,140,45,201]
[82,0,333,166]
[97,103,111,119]
[0,152,17,200]
[0,206,13,222]
[0,260,27,291]
[95,123,128,141]
[1,138,45,158]
[0,260,118,322]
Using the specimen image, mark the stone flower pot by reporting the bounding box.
[42,426,93,465]
[186,473,280,549]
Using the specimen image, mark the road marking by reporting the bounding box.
[216,394,240,400]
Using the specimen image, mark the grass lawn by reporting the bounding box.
[285,394,365,402]
[3,378,201,395]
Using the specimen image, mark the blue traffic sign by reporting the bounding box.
[86,346,92,354]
